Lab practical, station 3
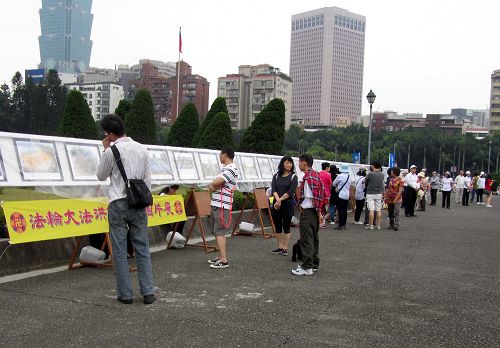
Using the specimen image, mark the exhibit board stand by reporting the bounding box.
[183,190,218,253]
[231,188,275,239]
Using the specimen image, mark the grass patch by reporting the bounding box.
[0,187,61,202]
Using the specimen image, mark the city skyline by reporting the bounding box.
[1,0,498,117]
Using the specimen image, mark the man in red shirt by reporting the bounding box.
[384,167,404,231]
[318,162,333,228]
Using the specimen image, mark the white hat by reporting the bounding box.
[410,165,417,169]
[480,171,485,176]
[339,164,349,173]
[418,172,425,178]
[466,171,471,175]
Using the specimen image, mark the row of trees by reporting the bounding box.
[283,124,500,173]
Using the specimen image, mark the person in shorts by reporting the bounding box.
[208,147,239,269]
[364,161,385,230]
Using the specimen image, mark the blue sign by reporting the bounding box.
[25,69,45,84]
[353,152,361,164]
[389,153,395,167]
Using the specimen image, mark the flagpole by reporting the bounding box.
[176,27,181,120]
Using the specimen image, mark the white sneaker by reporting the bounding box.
[354,221,364,225]
[375,226,381,230]
[486,204,493,208]
[477,202,481,205]
[481,202,485,205]
[330,222,336,225]
[365,225,374,230]
[291,265,313,276]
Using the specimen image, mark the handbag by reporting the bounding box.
[333,175,350,203]
[110,145,153,209]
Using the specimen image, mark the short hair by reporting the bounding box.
[299,154,313,168]
[101,114,125,137]
[221,147,235,160]
[387,167,393,176]
[372,161,382,169]
[321,162,330,170]
[392,167,401,176]
[278,156,295,176]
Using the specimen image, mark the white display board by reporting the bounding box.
[0,131,377,192]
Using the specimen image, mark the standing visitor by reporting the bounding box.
[385,167,404,231]
[364,161,385,230]
[404,165,419,217]
[332,164,352,231]
[208,147,239,269]
[476,172,486,205]
[353,168,366,224]
[462,171,472,206]
[96,114,155,305]
[270,156,298,256]
[318,162,333,228]
[292,154,327,276]
[416,172,428,211]
[470,172,479,204]
[441,171,454,209]
[455,170,465,204]
[429,171,440,206]
[485,174,494,208]
[329,165,339,225]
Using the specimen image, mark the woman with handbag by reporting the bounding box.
[332,164,352,230]
[271,156,298,256]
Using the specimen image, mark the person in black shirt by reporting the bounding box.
[329,165,339,224]
[271,156,299,256]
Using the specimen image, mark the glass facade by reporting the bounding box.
[39,0,93,74]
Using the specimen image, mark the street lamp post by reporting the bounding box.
[366,90,376,164]
[393,140,400,166]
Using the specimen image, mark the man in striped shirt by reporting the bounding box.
[208,147,239,269]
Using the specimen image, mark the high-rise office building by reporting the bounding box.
[489,69,500,134]
[290,7,366,127]
[39,0,94,74]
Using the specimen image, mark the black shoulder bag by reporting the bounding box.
[110,145,153,209]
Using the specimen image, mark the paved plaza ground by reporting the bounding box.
[0,198,499,347]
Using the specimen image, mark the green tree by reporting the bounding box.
[168,103,200,147]
[239,98,286,155]
[115,99,132,120]
[193,97,227,147]
[125,89,157,144]
[157,127,170,146]
[58,90,99,139]
[198,112,233,150]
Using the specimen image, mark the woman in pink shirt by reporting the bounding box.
[319,162,333,228]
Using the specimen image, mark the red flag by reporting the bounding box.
[179,27,182,54]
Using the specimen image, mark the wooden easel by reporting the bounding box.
[231,188,276,239]
[68,233,113,270]
[183,190,218,253]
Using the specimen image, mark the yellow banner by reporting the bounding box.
[3,195,187,244]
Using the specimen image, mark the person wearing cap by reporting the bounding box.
[429,171,440,206]
[476,172,486,204]
[416,172,428,211]
[440,171,454,209]
[462,171,472,206]
[404,165,419,217]
[332,164,352,230]
[455,170,465,205]
[385,167,404,231]
[364,161,385,230]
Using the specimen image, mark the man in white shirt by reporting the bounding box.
[207,147,239,269]
[455,170,465,204]
[96,114,155,305]
[404,165,419,217]
[462,171,472,206]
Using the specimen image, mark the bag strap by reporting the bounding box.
[338,174,350,192]
[110,145,128,184]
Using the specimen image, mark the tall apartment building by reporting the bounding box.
[218,64,292,129]
[128,61,209,125]
[290,7,365,127]
[489,70,500,134]
[67,82,123,121]
[83,66,138,98]
[130,60,177,79]
[39,0,93,74]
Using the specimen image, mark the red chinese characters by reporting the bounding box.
[154,203,163,217]
[93,207,107,221]
[46,211,63,228]
[29,212,47,229]
[79,209,93,225]
[64,210,81,226]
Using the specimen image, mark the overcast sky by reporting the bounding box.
[1,0,499,116]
